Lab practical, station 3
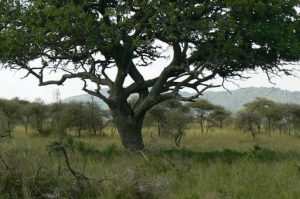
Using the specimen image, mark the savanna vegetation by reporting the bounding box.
[1,0,300,150]
[0,97,300,198]
[1,0,300,198]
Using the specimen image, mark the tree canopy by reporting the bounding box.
[1,0,300,150]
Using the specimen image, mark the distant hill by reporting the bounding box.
[63,89,109,110]
[63,87,300,111]
[200,87,300,111]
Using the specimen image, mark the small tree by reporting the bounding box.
[244,98,278,136]
[0,99,20,138]
[189,99,216,134]
[154,100,192,147]
[31,99,50,136]
[62,102,88,137]
[292,108,300,135]
[145,104,167,137]
[49,89,67,138]
[18,102,35,135]
[236,110,262,139]
[85,98,107,136]
[210,105,231,129]
[167,105,192,147]
[284,103,300,135]
[49,102,68,138]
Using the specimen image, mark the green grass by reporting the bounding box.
[0,127,299,198]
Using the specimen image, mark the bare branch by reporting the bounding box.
[48,143,89,182]
[82,80,111,105]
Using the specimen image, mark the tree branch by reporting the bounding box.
[82,80,111,106]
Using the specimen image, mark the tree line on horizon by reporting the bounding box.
[0,97,109,138]
[1,96,299,145]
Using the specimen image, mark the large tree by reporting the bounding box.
[1,1,300,150]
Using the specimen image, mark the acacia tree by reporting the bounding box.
[85,98,107,136]
[62,101,89,137]
[210,105,231,129]
[236,109,262,139]
[290,105,300,134]
[1,1,300,150]
[0,99,20,138]
[244,98,279,136]
[19,102,35,135]
[9,98,33,135]
[145,105,167,137]
[31,99,51,136]
[189,99,216,134]
[281,103,300,135]
[164,101,192,147]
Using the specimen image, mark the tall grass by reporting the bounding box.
[0,127,299,198]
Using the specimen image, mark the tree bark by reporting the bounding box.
[200,119,204,135]
[175,129,184,147]
[111,107,145,151]
[268,118,272,136]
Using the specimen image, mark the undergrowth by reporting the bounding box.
[0,132,299,198]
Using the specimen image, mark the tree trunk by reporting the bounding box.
[111,108,145,151]
[219,120,223,129]
[288,122,291,136]
[92,127,97,136]
[7,122,12,138]
[24,124,28,135]
[251,130,256,139]
[22,118,30,135]
[268,118,271,136]
[249,125,256,139]
[77,128,81,137]
[175,129,184,147]
[279,124,282,135]
[200,119,204,135]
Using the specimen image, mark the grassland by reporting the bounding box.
[0,126,300,199]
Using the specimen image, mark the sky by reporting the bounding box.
[0,64,300,103]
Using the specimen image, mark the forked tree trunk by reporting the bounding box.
[111,108,145,151]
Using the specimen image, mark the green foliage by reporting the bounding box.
[48,137,121,161]
[145,100,193,146]
[0,97,108,138]
[1,0,300,150]
[189,99,231,134]
[30,99,52,136]
[62,101,89,137]
[163,100,191,133]
[145,103,167,137]
[85,99,107,135]
[0,99,20,137]
[62,100,107,137]
[18,102,36,134]
[236,109,262,138]
[236,97,300,136]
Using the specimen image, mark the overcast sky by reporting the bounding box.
[0,64,300,103]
